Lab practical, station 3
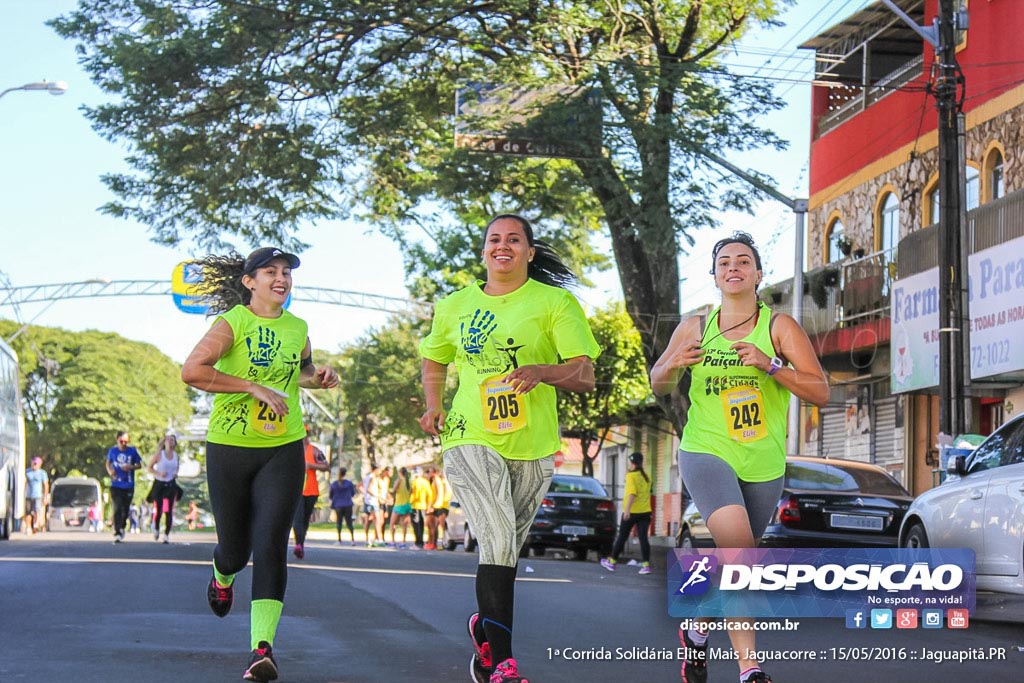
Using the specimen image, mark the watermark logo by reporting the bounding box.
[667,548,975,618]
[947,608,969,629]
[896,609,918,629]
[676,555,718,596]
[845,609,866,629]
[922,609,944,629]
[870,609,892,629]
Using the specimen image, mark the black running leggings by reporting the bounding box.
[610,511,652,563]
[292,495,317,545]
[206,440,305,602]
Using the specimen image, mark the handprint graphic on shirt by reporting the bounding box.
[460,309,497,355]
[246,326,281,367]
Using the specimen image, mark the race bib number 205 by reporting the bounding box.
[479,376,527,435]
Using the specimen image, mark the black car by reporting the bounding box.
[676,456,913,549]
[522,474,617,560]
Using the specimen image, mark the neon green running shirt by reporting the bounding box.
[419,279,600,460]
[679,303,791,481]
[207,305,308,448]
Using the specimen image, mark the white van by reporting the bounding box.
[47,477,103,531]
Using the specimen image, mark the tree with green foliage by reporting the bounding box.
[0,321,193,481]
[559,302,651,476]
[335,315,436,468]
[53,0,789,432]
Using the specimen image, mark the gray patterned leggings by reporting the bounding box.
[443,445,554,567]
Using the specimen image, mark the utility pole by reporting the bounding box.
[881,0,968,438]
[936,0,968,438]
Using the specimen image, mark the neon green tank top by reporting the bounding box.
[207,305,308,448]
[679,303,790,482]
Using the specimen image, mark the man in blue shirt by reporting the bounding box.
[104,431,142,542]
[24,457,49,534]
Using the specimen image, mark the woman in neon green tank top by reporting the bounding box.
[419,214,599,683]
[181,247,339,683]
[651,232,829,683]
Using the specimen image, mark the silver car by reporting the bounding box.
[441,499,477,552]
[899,412,1024,594]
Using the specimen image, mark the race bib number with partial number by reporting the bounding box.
[250,400,286,435]
[479,376,527,434]
[721,385,767,443]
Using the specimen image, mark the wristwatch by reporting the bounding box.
[767,356,784,376]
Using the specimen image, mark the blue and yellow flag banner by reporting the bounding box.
[171,261,207,315]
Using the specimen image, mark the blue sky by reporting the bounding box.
[0,0,872,362]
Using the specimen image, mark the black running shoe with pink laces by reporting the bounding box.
[242,641,278,682]
[468,612,492,683]
[207,575,233,618]
[742,671,772,683]
[679,628,708,683]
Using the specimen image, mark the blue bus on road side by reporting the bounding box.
[0,339,25,539]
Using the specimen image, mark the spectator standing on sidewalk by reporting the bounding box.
[432,468,454,550]
[419,214,599,683]
[650,232,829,683]
[358,466,382,546]
[329,467,356,545]
[388,467,413,547]
[181,246,338,682]
[292,430,329,559]
[23,456,49,534]
[408,466,432,549]
[105,431,142,543]
[600,452,652,574]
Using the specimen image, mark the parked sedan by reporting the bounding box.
[900,413,1024,594]
[441,499,477,552]
[521,474,617,560]
[677,456,913,549]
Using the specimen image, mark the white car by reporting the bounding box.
[441,499,477,552]
[899,412,1024,594]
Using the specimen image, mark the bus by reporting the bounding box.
[0,338,26,539]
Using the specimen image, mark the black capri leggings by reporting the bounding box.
[610,512,651,563]
[206,439,305,602]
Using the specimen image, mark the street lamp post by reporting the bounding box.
[0,80,68,101]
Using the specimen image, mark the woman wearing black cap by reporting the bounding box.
[600,452,652,574]
[181,247,338,682]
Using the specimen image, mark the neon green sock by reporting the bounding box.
[251,599,284,650]
[213,562,235,588]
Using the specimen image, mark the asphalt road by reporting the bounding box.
[1,531,1022,683]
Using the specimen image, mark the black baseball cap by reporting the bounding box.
[628,452,643,465]
[244,247,300,274]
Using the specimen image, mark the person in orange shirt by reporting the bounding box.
[292,429,329,559]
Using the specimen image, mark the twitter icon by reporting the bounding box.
[870,609,893,629]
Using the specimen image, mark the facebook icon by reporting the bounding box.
[845,609,866,629]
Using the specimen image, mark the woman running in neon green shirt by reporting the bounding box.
[651,232,829,683]
[419,214,600,683]
[182,247,339,682]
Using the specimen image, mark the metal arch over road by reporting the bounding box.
[0,280,431,316]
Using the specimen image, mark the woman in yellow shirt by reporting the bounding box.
[600,452,652,574]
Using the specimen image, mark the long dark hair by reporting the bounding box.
[484,214,578,289]
[400,467,411,492]
[190,252,250,315]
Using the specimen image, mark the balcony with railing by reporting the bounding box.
[817,55,924,137]
[761,249,894,356]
